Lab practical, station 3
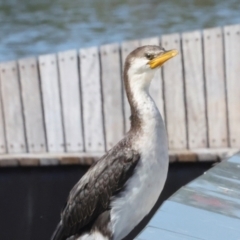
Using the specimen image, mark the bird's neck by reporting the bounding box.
[124,71,161,133]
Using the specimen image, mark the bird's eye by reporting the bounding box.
[145,53,154,60]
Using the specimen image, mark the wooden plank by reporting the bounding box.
[177,153,197,162]
[0,149,237,167]
[182,30,207,149]
[100,43,124,150]
[58,50,84,152]
[0,152,103,166]
[139,37,165,120]
[79,47,105,152]
[0,152,103,160]
[38,54,64,152]
[224,24,240,147]
[203,27,228,148]
[136,225,198,240]
[169,148,239,161]
[19,158,39,166]
[0,61,26,153]
[121,40,140,132]
[39,158,59,166]
[0,80,5,154]
[0,159,18,167]
[162,33,187,149]
[18,57,46,153]
[154,201,240,240]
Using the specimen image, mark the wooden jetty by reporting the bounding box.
[0,24,239,166]
[136,152,240,240]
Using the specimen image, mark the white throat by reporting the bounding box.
[128,68,161,128]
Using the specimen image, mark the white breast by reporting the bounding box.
[110,112,169,240]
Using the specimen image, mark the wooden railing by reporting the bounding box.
[0,24,239,166]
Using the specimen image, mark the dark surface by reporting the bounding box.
[0,162,214,240]
[136,153,240,240]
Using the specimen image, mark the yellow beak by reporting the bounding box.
[149,49,178,69]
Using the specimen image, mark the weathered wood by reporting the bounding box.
[224,24,240,148]
[0,82,6,154]
[0,61,26,153]
[0,148,237,167]
[136,225,199,240]
[100,43,124,150]
[19,158,40,166]
[39,158,59,166]
[203,27,228,148]
[0,26,240,167]
[177,153,197,162]
[169,154,177,163]
[182,31,207,149]
[58,50,84,152]
[137,154,240,240]
[121,40,140,132]
[59,157,81,165]
[169,148,239,161]
[0,159,19,166]
[18,57,46,153]
[80,47,105,152]
[140,37,165,120]
[162,33,187,149]
[0,152,103,160]
[0,152,102,167]
[38,54,64,152]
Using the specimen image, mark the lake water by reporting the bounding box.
[0,0,240,61]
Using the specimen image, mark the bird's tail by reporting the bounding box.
[51,221,65,240]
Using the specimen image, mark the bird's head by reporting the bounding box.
[124,45,178,91]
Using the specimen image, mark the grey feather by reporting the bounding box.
[51,138,140,240]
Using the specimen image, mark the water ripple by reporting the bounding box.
[0,0,240,61]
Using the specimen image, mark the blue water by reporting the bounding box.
[0,0,240,61]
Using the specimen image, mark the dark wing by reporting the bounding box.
[51,146,140,240]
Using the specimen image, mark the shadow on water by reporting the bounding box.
[0,0,240,61]
[0,162,214,240]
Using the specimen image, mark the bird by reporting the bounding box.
[51,45,178,240]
